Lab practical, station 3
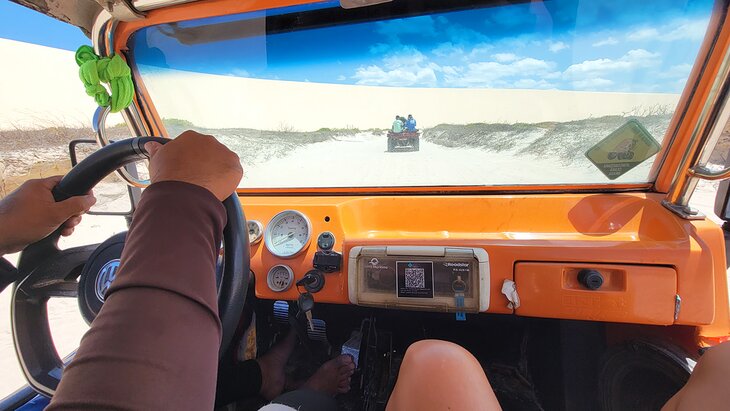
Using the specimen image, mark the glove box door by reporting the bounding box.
[514,263,677,325]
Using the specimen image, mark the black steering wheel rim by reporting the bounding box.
[11,137,249,397]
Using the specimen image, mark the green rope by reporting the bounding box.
[75,45,134,113]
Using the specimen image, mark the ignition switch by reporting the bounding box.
[577,269,604,290]
[297,269,326,293]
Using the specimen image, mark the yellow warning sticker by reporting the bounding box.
[585,119,661,180]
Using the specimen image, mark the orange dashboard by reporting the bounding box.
[240,192,730,337]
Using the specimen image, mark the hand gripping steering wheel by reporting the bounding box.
[10,137,249,397]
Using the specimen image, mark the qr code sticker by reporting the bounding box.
[404,267,426,289]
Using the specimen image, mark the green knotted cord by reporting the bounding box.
[75,45,134,113]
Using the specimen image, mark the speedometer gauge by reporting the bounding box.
[264,210,312,258]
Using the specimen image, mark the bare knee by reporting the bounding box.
[387,339,501,411]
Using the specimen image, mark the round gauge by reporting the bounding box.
[265,210,312,258]
[267,265,294,292]
[247,220,264,245]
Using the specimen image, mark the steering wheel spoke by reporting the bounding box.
[16,245,98,299]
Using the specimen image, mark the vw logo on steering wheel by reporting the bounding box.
[95,259,121,302]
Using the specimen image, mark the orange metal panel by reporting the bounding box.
[242,192,727,329]
[514,263,677,325]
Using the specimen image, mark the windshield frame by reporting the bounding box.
[111,0,728,196]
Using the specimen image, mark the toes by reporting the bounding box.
[334,354,354,367]
[338,376,352,393]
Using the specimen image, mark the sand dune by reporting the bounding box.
[142,66,681,131]
[0,39,100,130]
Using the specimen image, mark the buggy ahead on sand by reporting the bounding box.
[387,130,420,152]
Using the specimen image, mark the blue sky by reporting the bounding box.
[135,0,715,93]
[0,1,89,50]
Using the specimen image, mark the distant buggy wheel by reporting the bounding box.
[387,138,394,152]
[598,341,693,411]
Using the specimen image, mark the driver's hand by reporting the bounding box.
[144,131,243,201]
[0,176,97,256]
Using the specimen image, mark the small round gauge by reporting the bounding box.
[265,210,312,258]
[267,265,294,292]
[247,220,264,245]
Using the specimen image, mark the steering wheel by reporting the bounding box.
[10,137,249,398]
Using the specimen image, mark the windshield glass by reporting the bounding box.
[131,0,714,189]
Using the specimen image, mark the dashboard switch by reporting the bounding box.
[313,250,342,273]
[317,232,336,250]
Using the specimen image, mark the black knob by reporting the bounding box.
[578,269,604,290]
[317,232,335,251]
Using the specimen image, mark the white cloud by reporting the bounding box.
[627,28,660,41]
[353,48,438,87]
[592,37,618,47]
[659,63,693,79]
[446,57,558,87]
[337,75,346,81]
[564,49,660,78]
[382,48,427,69]
[627,18,708,43]
[664,20,707,41]
[353,65,438,87]
[492,53,518,63]
[431,42,465,59]
[548,41,568,53]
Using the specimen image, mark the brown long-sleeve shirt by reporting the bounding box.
[48,181,226,410]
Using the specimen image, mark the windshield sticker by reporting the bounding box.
[585,119,661,180]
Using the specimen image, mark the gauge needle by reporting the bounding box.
[273,232,294,246]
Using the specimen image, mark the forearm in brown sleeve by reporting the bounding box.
[48,181,227,411]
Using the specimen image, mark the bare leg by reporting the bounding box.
[662,341,730,411]
[257,331,298,400]
[264,355,356,411]
[386,339,502,411]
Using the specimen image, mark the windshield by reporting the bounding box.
[130,0,714,189]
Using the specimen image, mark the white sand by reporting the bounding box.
[0,39,98,130]
[242,132,655,187]
[143,66,681,131]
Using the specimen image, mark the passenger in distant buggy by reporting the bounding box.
[406,114,417,132]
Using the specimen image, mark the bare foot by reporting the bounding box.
[303,355,356,396]
[257,332,297,400]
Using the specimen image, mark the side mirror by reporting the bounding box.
[68,139,138,217]
[714,179,730,222]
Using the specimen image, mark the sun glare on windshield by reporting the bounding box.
[130,0,713,189]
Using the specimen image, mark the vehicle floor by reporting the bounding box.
[237,303,566,411]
